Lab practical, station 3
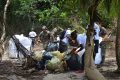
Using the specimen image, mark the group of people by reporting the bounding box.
[59,21,108,70]
[29,26,52,50]
[27,21,108,72]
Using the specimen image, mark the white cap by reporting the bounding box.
[66,30,71,35]
[65,29,71,37]
[42,26,47,29]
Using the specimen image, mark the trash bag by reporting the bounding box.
[66,54,81,70]
[51,51,64,61]
[46,42,59,52]
[58,40,68,53]
[35,51,53,70]
[95,48,102,65]
[35,59,46,70]
[46,57,64,72]
[32,51,43,61]
[8,39,18,58]
[8,35,32,59]
[43,51,53,60]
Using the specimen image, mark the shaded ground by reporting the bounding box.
[0,39,120,80]
[99,45,120,80]
[0,43,46,80]
[0,61,46,80]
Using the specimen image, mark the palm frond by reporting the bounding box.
[79,0,92,10]
[103,0,112,13]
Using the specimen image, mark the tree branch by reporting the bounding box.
[1,0,11,41]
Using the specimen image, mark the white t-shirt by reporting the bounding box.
[29,31,37,38]
[77,33,87,48]
[62,33,87,48]
[94,23,100,40]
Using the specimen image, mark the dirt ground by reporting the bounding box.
[0,40,120,80]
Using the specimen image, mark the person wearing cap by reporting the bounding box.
[93,21,101,60]
[39,26,51,49]
[29,28,37,48]
[58,28,71,53]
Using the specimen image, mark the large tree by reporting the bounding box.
[115,1,120,72]
[84,0,106,79]
[116,13,120,72]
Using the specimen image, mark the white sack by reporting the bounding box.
[8,34,32,58]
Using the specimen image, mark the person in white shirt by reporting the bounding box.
[62,31,86,49]
[29,28,37,47]
[62,30,87,71]
[93,21,101,59]
[58,28,71,53]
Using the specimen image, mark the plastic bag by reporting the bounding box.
[46,57,61,71]
[46,42,58,51]
[8,35,32,58]
[51,51,64,61]
[32,51,43,61]
[8,39,18,58]
[95,48,102,64]
[66,54,81,70]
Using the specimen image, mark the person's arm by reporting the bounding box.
[47,31,53,42]
[74,35,84,53]
[74,44,84,54]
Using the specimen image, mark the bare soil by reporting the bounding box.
[0,41,120,80]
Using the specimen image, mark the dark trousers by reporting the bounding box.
[93,40,99,59]
[100,41,106,64]
[30,37,35,47]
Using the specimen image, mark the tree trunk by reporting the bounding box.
[115,13,120,72]
[85,28,106,80]
[0,0,10,61]
[85,0,106,80]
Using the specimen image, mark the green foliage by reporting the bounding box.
[1,0,120,37]
[99,0,120,17]
[14,0,71,29]
[110,0,120,17]
[96,0,120,29]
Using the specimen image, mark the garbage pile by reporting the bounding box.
[8,34,84,73]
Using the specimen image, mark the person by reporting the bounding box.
[99,25,110,65]
[29,28,37,48]
[58,28,71,53]
[93,21,101,59]
[39,26,51,50]
[62,30,87,72]
[50,27,58,41]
